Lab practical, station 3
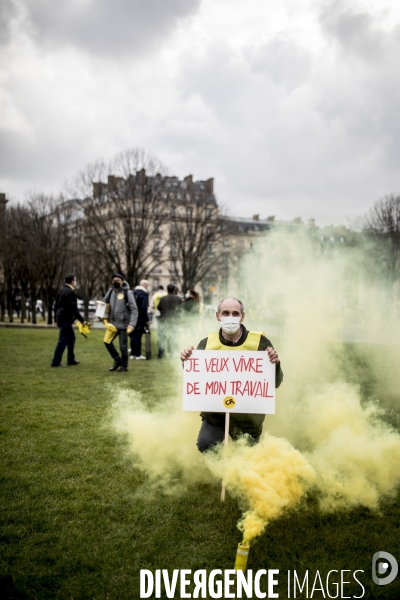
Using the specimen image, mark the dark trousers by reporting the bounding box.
[130,326,144,357]
[52,322,76,366]
[196,419,260,453]
[104,329,128,367]
[157,320,175,357]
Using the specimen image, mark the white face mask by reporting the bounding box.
[219,316,242,335]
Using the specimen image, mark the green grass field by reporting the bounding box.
[1,327,400,599]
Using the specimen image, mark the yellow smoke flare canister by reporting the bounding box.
[234,543,250,571]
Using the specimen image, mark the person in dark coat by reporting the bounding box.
[157,283,182,358]
[130,279,150,360]
[51,274,86,367]
[182,289,201,315]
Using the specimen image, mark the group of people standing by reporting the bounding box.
[51,273,202,371]
[52,274,283,455]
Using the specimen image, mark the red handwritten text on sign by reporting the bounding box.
[182,350,275,414]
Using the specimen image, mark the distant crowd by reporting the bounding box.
[51,274,204,371]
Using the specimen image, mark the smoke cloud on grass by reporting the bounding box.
[111,387,213,494]
[205,434,316,544]
[109,228,400,543]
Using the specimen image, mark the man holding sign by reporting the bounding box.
[180,297,283,452]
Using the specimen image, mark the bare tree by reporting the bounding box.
[2,207,20,322]
[364,194,400,284]
[0,193,8,321]
[69,230,103,320]
[67,148,171,287]
[169,177,227,291]
[27,194,73,324]
[2,202,44,323]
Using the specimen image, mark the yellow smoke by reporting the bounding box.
[110,386,213,493]
[304,382,400,511]
[109,228,400,542]
[205,435,316,543]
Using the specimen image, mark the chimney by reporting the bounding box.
[184,175,193,191]
[136,168,146,186]
[252,214,259,221]
[205,178,214,194]
[107,175,117,191]
[267,215,275,222]
[92,182,102,198]
[0,193,8,258]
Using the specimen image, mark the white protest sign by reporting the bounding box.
[182,350,275,414]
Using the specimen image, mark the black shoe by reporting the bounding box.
[109,360,122,372]
[116,366,128,372]
[68,360,80,366]
[51,364,65,367]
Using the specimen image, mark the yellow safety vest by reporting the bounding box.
[205,331,264,351]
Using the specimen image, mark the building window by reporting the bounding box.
[186,207,193,219]
[170,205,176,217]
[153,241,161,254]
[171,242,178,256]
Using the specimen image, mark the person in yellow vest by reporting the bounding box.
[151,285,167,312]
[180,297,283,452]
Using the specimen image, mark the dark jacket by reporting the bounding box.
[198,325,283,438]
[134,286,149,328]
[54,285,84,325]
[103,282,138,330]
[158,293,182,320]
[182,298,198,313]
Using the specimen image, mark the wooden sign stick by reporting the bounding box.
[221,412,230,502]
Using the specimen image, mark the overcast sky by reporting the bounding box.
[1,0,400,226]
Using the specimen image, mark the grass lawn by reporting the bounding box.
[1,327,400,599]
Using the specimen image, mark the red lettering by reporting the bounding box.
[232,356,263,372]
[205,358,230,372]
[221,357,229,372]
[205,381,227,394]
[263,381,273,398]
[187,382,201,394]
[232,357,243,372]
[230,379,274,397]
[185,358,200,372]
